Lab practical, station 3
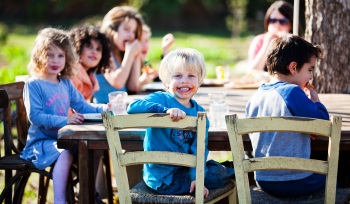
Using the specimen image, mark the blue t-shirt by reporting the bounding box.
[93,57,126,103]
[93,73,126,104]
[20,76,106,170]
[245,81,329,182]
[127,91,209,190]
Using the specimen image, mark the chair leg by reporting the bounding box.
[13,173,31,204]
[4,168,13,204]
[0,171,31,204]
[38,174,50,204]
[103,150,114,204]
[66,170,76,204]
[227,188,238,204]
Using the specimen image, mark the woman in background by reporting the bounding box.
[248,1,294,72]
[94,6,156,103]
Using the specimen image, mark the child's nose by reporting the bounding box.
[128,32,135,40]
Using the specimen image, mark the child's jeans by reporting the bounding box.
[154,160,235,195]
[256,173,326,197]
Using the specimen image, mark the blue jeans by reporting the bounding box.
[256,173,326,197]
[154,160,235,195]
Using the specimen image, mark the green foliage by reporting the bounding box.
[0,30,252,84]
[147,32,252,78]
[0,23,9,45]
[0,34,34,84]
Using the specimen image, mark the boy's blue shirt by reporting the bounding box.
[127,91,209,189]
[246,81,329,182]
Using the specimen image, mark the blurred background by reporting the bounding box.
[0,0,305,83]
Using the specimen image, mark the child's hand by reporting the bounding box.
[304,83,320,102]
[162,33,174,56]
[140,67,159,83]
[166,108,186,122]
[67,113,84,124]
[190,180,209,198]
[125,40,141,57]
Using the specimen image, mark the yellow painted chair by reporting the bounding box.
[103,112,237,204]
[225,114,349,204]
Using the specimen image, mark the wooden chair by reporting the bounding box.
[102,112,237,204]
[0,82,75,204]
[225,114,345,204]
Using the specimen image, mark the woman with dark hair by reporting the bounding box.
[248,1,294,72]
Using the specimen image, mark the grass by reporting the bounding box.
[0,31,252,84]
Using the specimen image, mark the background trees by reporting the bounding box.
[1,0,349,93]
[305,0,350,93]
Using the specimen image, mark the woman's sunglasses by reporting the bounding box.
[268,18,290,25]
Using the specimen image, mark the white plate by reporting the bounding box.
[83,113,102,121]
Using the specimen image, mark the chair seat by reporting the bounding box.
[250,186,350,204]
[130,180,236,203]
[0,154,36,170]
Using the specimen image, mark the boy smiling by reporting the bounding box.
[127,48,234,197]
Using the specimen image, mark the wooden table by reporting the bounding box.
[58,87,350,203]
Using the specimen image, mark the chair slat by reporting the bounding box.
[243,157,328,174]
[111,113,198,131]
[226,114,342,204]
[120,151,196,167]
[236,116,332,137]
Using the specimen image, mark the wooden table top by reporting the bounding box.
[58,87,350,150]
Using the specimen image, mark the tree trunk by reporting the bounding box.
[304,0,350,93]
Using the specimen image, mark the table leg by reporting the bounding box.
[78,141,95,203]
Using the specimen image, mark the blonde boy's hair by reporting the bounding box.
[159,48,206,87]
[28,27,77,78]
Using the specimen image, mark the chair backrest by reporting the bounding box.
[0,82,28,155]
[225,114,342,204]
[102,112,207,204]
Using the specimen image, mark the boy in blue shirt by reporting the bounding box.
[246,34,329,197]
[127,48,234,198]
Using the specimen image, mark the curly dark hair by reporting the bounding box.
[69,24,110,74]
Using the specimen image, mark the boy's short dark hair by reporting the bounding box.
[266,35,323,75]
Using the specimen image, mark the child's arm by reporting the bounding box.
[284,87,329,120]
[127,93,169,114]
[68,80,107,113]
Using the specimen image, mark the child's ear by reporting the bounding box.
[288,62,298,75]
